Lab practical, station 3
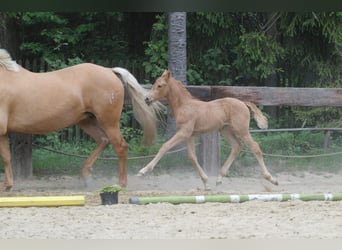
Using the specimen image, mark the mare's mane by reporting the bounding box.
[0,49,19,72]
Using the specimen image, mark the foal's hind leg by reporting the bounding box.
[0,135,13,191]
[78,119,110,187]
[241,133,278,185]
[216,127,243,186]
[186,137,209,190]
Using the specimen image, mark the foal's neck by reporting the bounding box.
[165,78,193,117]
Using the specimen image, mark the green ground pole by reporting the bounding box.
[129,193,342,205]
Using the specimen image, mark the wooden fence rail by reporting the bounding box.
[124,85,342,107]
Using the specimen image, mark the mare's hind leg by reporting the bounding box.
[77,119,110,187]
[241,133,278,185]
[0,135,13,191]
[216,127,243,186]
[100,125,128,187]
[186,137,209,190]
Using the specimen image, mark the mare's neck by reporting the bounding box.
[165,78,193,117]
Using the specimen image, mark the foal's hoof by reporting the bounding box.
[267,177,279,186]
[216,177,223,186]
[136,171,145,177]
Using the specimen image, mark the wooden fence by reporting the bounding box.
[9,58,342,178]
[186,86,342,175]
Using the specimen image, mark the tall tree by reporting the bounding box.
[166,12,187,139]
[263,12,281,119]
[168,12,187,84]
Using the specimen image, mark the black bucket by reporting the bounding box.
[100,191,119,205]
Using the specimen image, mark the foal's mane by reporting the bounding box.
[169,76,195,100]
[0,49,19,72]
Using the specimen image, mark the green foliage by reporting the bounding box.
[119,106,144,143]
[254,131,325,155]
[16,12,127,70]
[233,31,285,80]
[143,14,168,80]
[292,107,342,128]
[94,185,126,194]
[186,13,238,85]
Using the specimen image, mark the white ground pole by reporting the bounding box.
[129,193,342,205]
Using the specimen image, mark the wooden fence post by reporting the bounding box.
[199,131,221,176]
[10,133,33,179]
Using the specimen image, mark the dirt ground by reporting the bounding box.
[0,167,342,239]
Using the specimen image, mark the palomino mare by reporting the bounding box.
[140,69,278,190]
[0,49,162,191]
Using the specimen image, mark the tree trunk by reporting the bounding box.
[263,12,279,119]
[199,132,220,176]
[166,12,187,140]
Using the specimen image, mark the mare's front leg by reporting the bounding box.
[138,132,186,176]
[0,135,13,191]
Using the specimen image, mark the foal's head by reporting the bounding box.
[145,69,171,106]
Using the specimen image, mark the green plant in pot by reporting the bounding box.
[95,185,126,205]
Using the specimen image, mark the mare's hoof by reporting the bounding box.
[1,183,12,192]
[84,175,96,190]
[2,186,12,192]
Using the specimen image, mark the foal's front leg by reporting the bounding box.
[186,137,210,190]
[137,132,186,176]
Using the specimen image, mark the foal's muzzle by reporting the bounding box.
[145,96,153,106]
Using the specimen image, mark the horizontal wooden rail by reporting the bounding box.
[250,127,342,133]
[125,85,342,107]
[208,86,342,107]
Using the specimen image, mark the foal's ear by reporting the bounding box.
[162,69,171,79]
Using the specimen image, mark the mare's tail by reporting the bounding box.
[244,102,268,129]
[112,67,164,145]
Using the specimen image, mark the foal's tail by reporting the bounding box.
[244,102,268,129]
[112,67,164,145]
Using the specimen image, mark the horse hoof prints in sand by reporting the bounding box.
[0,49,162,191]
[140,69,278,190]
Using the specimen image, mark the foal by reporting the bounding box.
[139,69,278,190]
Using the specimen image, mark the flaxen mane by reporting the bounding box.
[171,77,196,100]
[0,49,19,72]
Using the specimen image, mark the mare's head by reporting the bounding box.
[145,69,172,106]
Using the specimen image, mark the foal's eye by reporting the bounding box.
[157,85,162,88]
